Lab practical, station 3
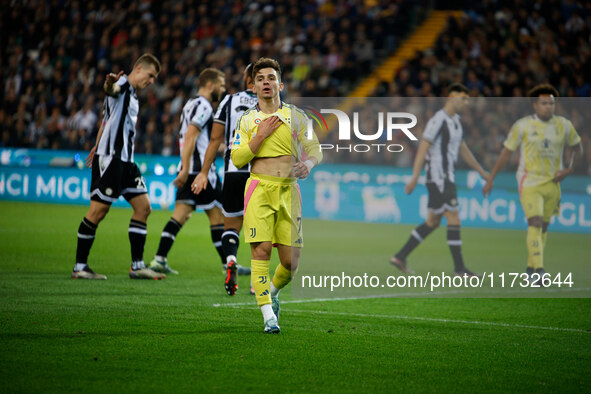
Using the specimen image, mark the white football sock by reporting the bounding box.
[261,304,275,322]
[270,283,280,297]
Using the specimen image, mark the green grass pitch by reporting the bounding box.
[0,201,589,392]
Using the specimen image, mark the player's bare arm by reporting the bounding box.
[482,147,514,196]
[175,124,200,188]
[104,70,124,96]
[85,121,106,168]
[553,142,583,183]
[192,122,224,194]
[405,139,432,194]
[460,141,489,180]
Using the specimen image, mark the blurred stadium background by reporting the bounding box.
[2,0,590,231]
[1,0,590,173]
[1,1,591,392]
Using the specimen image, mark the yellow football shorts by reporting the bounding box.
[243,173,303,247]
[520,181,561,222]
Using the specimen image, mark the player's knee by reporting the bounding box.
[225,217,243,232]
[285,259,298,272]
[426,217,441,228]
[255,250,272,260]
[140,204,152,218]
[528,216,543,228]
[89,205,109,223]
[252,244,272,260]
[207,210,223,225]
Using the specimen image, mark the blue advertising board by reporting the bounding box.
[1,149,590,233]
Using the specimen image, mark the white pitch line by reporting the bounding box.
[283,309,590,334]
[220,305,589,334]
[212,287,591,308]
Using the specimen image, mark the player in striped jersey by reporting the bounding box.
[71,53,164,280]
[149,69,227,275]
[391,83,489,277]
[483,84,583,282]
[192,64,258,295]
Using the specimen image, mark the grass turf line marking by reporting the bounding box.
[284,309,591,334]
[212,287,591,307]
[219,306,590,334]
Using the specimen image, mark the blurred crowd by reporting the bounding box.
[1,0,420,154]
[1,0,590,175]
[374,0,591,174]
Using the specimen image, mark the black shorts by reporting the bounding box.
[90,155,147,205]
[221,172,249,217]
[426,180,458,214]
[176,173,222,210]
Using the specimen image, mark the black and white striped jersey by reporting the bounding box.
[423,109,463,190]
[177,95,216,180]
[97,75,139,162]
[213,89,257,172]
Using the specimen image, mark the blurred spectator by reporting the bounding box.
[72,97,98,138]
[2,0,419,153]
[0,0,589,175]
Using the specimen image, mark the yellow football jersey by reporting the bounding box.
[504,114,581,188]
[230,102,322,169]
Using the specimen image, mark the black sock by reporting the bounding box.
[75,217,97,268]
[155,218,182,261]
[447,225,465,272]
[222,228,240,264]
[396,222,436,260]
[129,219,147,265]
[210,224,225,265]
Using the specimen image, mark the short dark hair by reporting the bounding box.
[252,57,281,81]
[447,83,469,95]
[528,84,559,100]
[198,68,225,86]
[134,53,161,74]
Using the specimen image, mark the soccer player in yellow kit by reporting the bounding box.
[483,84,583,283]
[231,58,322,333]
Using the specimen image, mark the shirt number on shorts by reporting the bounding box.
[135,177,146,190]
